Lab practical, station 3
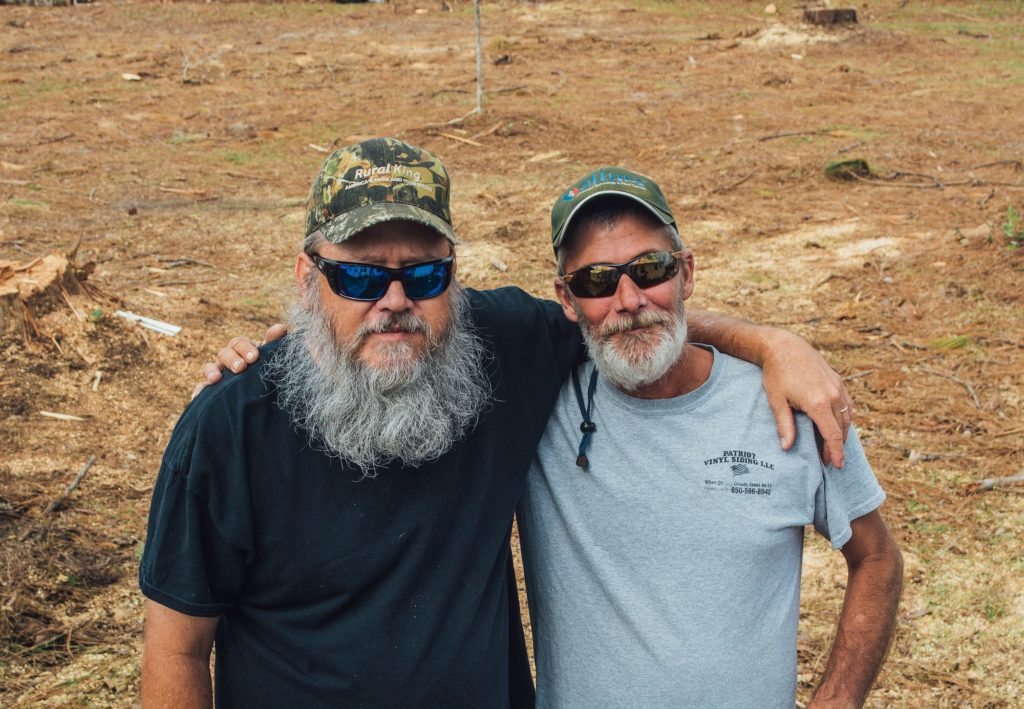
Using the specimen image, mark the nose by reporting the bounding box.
[376,278,413,312]
[611,273,647,313]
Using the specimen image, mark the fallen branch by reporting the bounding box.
[58,283,84,322]
[437,132,483,147]
[156,257,216,269]
[976,473,1024,493]
[158,186,207,196]
[990,426,1023,439]
[486,84,527,95]
[45,455,96,513]
[710,169,757,194]
[850,172,1022,190]
[471,122,504,140]
[39,411,88,422]
[38,133,74,146]
[832,140,865,156]
[919,367,982,409]
[843,369,876,381]
[446,108,481,126]
[758,129,828,142]
[889,657,999,700]
[969,159,1022,171]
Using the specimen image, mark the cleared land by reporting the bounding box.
[1,0,1022,705]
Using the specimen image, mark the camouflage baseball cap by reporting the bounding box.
[551,167,676,251]
[305,137,456,245]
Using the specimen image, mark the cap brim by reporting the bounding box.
[552,190,675,250]
[320,201,457,245]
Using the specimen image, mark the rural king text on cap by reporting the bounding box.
[304,137,456,245]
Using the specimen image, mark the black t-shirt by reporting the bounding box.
[139,287,581,708]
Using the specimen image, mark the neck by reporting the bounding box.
[619,343,713,400]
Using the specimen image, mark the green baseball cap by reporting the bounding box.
[551,167,676,251]
[305,137,456,245]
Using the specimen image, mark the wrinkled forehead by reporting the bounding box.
[564,211,676,271]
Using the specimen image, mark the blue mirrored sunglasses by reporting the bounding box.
[312,254,454,302]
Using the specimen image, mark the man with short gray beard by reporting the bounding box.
[158,140,860,708]
[518,168,902,708]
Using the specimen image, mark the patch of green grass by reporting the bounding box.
[17,79,72,99]
[926,582,951,609]
[984,603,1006,621]
[827,125,883,141]
[928,334,972,350]
[4,198,47,209]
[912,520,949,535]
[906,499,930,514]
[1002,204,1023,249]
[222,150,252,166]
[168,132,206,145]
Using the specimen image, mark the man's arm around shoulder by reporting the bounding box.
[811,510,903,708]
[142,600,219,708]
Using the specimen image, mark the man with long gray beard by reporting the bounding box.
[517,169,903,707]
[147,138,855,708]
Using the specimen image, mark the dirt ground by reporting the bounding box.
[1,0,1022,705]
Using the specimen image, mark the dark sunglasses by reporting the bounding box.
[312,254,454,301]
[559,250,685,298]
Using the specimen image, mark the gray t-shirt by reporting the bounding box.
[518,346,885,709]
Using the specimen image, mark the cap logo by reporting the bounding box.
[562,170,648,201]
[348,163,424,188]
[304,137,456,244]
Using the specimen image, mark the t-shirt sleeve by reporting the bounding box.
[812,426,886,550]
[468,286,585,380]
[139,390,254,616]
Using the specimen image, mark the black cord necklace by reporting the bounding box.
[570,364,599,468]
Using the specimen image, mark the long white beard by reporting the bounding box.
[263,282,492,475]
[577,296,688,392]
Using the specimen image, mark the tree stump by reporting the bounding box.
[0,254,87,333]
[803,8,858,26]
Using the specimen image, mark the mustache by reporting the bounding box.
[357,312,431,339]
[598,310,672,338]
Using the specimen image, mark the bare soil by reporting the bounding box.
[1,1,1022,705]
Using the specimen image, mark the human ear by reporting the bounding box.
[295,252,315,296]
[680,249,696,301]
[554,278,579,323]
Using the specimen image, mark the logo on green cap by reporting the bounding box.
[551,167,676,251]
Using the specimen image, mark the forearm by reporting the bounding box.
[687,309,774,365]
[141,653,213,708]
[812,548,904,707]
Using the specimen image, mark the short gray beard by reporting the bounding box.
[576,294,688,392]
[263,281,491,475]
